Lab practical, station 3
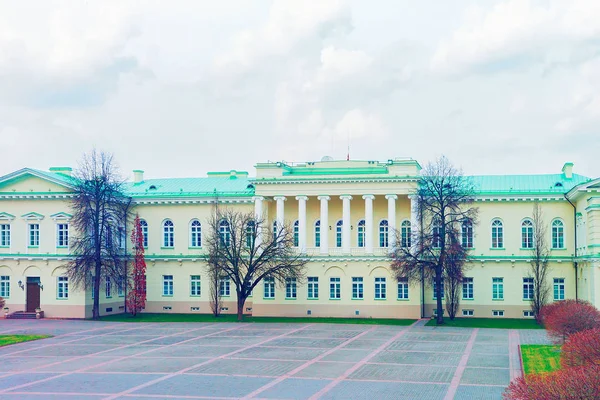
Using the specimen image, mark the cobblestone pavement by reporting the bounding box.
[0,319,549,400]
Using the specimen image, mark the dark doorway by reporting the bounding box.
[26,277,41,312]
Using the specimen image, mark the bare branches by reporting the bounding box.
[530,202,551,322]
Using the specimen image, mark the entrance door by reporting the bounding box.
[26,278,41,312]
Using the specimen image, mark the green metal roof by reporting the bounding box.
[30,168,77,186]
[124,176,255,198]
[468,173,591,194]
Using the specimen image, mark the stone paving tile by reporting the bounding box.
[454,384,507,400]
[136,374,272,397]
[16,344,117,357]
[349,364,455,383]
[142,336,199,345]
[268,337,346,348]
[519,329,552,345]
[233,346,327,361]
[104,328,191,336]
[258,378,331,399]
[136,344,240,358]
[467,354,510,368]
[370,351,462,366]
[402,333,471,342]
[72,335,164,345]
[189,358,304,376]
[92,344,164,357]
[0,357,73,372]
[34,357,124,373]
[475,334,509,343]
[0,394,104,399]
[470,343,508,355]
[0,373,59,390]
[13,373,161,394]
[319,349,373,362]
[182,336,267,347]
[321,380,448,400]
[87,356,210,373]
[386,340,467,352]
[291,361,351,379]
[460,367,511,386]
[340,339,386,349]
[289,329,364,339]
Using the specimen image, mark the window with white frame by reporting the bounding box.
[397,277,409,299]
[118,276,125,297]
[105,279,112,298]
[163,220,174,247]
[307,277,318,299]
[293,221,299,247]
[523,278,534,300]
[0,276,10,298]
[246,221,255,248]
[57,223,69,247]
[374,277,386,299]
[163,275,174,296]
[461,220,473,248]
[285,278,297,299]
[330,277,341,299]
[379,220,389,248]
[0,224,10,247]
[357,220,365,247]
[352,277,364,299]
[492,277,504,300]
[272,220,278,241]
[521,220,534,248]
[523,310,534,317]
[117,227,125,249]
[433,279,444,299]
[432,219,441,248]
[190,275,201,296]
[140,219,148,248]
[553,278,565,300]
[401,220,411,248]
[219,220,231,246]
[190,220,202,248]
[29,223,40,247]
[57,276,69,299]
[263,276,275,299]
[462,277,474,299]
[492,310,505,317]
[219,277,230,297]
[462,309,474,316]
[491,219,503,248]
[552,220,564,249]
[314,220,321,247]
[336,220,343,247]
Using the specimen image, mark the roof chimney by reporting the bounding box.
[133,170,144,184]
[49,167,72,177]
[562,162,573,179]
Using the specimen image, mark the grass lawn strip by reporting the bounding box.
[425,317,543,329]
[99,313,416,325]
[0,335,52,347]
[520,344,561,375]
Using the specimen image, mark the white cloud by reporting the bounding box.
[316,46,372,84]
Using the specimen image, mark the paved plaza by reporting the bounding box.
[0,319,551,400]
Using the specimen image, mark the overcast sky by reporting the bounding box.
[1,0,599,180]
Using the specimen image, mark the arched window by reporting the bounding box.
[379,220,389,248]
[246,221,255,248]
[219,220,230,246]
[357,220,365,247]
[190,220,201,248]
[401,220,411,248]
[432,219,441,248]
[293,220,299,247]
[314,220,321,247]
[552,219,564,249]
[139,219,148,248]
[336,220,343,248]
[491,219,503,248]
[461,220,473,248]
[163,220,174,247]
[521,219,534,249]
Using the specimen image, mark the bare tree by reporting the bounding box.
[64,150,132,320]
[390,156,478,325]
[445,239,467,320]
[206,208,308,321]
[208,262,223,317]
[529,202,551,323]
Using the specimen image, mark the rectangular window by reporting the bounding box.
[523,278,534,300]
[374,277,386,299]
[492,310,505,317]
[105,279,112,298]
[462,277,474,300]
[1,224,10,247]
[190,275,201,296]
[57,276,69,299]
[315,224,321,248]
[462,309,474,316]
[397,277,409,300]
[553,278,565,301]
[285,278,297,299]
[523,310,534,317]
[219,277,230,297]
[264,277,275,299]
[307,277,319,299]
[0,276,10,298]
[163,275,174,296]
[57,223,69,247]
[492,277,504,300]
[352,277,364,299]
[29,224,40,247]
[118,276,125,297]
[433,280,444,300]
[330,277,341,299]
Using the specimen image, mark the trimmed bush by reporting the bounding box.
[504,364,600,400]
[540,300,600,343]
[561,328,600,368]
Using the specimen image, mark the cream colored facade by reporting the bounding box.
[0,159,599,319]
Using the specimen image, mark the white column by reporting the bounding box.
[296,196,308,253]
[340,195,352,254]
[253,196,264,247]
[386,194,398,249]
[362,195,374,254]
[274,196,286,235]
[318,196,330,254]
[409,195,419,248]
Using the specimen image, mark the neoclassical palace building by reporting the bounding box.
[0,158,599,319]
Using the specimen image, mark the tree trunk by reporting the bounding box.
[237,296,245,322]
[435,270,444,325]
[93,262,101,320]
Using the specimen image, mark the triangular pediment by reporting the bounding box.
[0,168,75,194]
[50,212,72,220]
[0,212,15,221]
[21,212,45,220]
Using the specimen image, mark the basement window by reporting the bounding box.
[462,309,474,317]
[163,306,172,311]
[190,307,200,312]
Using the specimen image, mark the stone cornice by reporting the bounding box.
[251,177,419,185]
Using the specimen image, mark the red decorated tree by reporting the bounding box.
[127,214,146,316]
